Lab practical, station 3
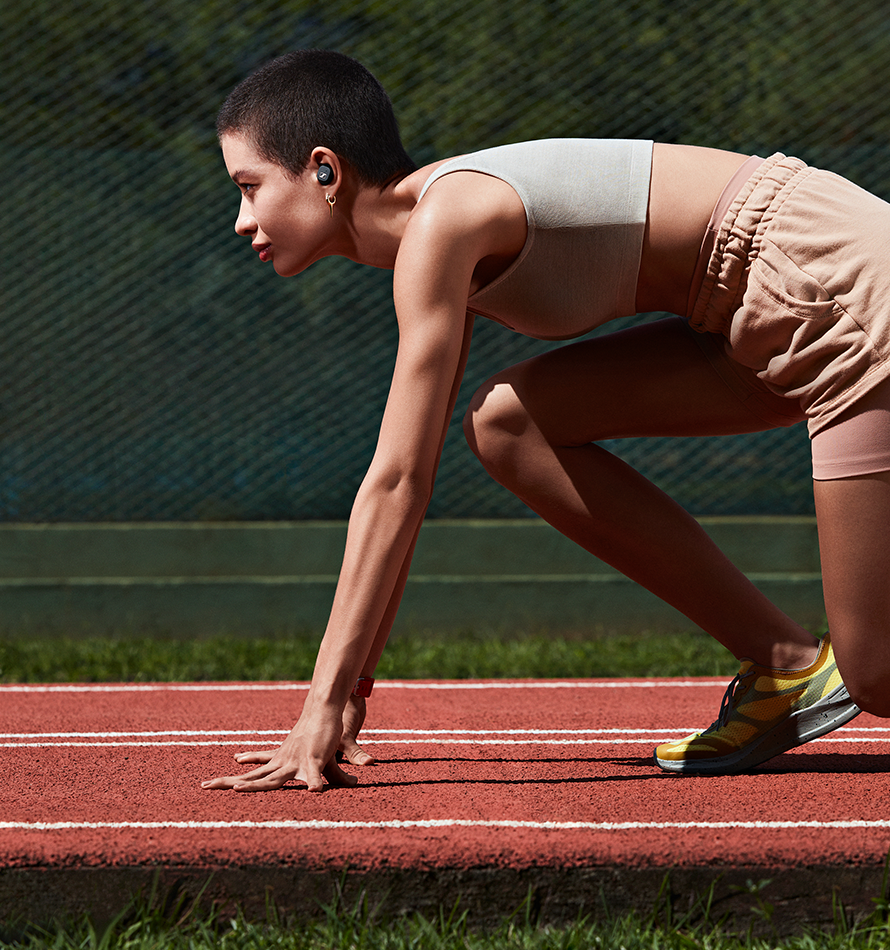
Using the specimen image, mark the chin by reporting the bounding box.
[274,259,311,278]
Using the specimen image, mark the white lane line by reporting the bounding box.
[0,728,704,739]
[0,739,694,748]
[3,730,882,749]
[2,818,889,833]
[0,680,729,693]
[3,725,886,739]
[0,730,292,738]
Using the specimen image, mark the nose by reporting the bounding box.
[234,196,256,236]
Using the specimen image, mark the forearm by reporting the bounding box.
[309,317,474,705]
[305,478,430,708]
[304,308,475,719]
[358,515,424,677]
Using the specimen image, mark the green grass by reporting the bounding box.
[4,883,890,950]
[0,628,743,683]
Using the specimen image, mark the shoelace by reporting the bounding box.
[711,668,757,730]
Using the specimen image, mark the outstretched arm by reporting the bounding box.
[202,308,474,792]
[202,172,516,793]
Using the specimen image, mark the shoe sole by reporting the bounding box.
[653,682,862,776]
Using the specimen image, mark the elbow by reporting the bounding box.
[356,467,434,520]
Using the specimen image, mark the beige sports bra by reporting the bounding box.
[418,139,653,340]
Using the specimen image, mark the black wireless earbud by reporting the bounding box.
[317,163,333,184]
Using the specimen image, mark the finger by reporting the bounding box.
[201,762,278,789]
[234,750,275,764]
[230,773,294,792]
[202,775,249,790]
[322,758,358,788]
[340,741,376,766]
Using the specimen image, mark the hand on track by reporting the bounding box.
[201,695,373,792]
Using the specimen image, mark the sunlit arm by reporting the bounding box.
[307,307,475,709]
[202,176,497,792]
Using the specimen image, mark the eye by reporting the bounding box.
[239,182,257,196]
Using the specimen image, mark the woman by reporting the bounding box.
[203,49,890,792]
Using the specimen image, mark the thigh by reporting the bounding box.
[473,317,803,446]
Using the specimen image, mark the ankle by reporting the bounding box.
[762,638,820,671]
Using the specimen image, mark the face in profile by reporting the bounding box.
[221,133,336,277]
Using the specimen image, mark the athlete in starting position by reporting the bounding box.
[203,49,890,792]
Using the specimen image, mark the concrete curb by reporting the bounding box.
[0,517,824,635]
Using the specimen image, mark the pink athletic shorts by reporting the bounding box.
[686,153,890,480]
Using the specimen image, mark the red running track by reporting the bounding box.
[2,678,889,872]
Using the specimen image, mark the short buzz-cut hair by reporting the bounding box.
[216,50,416,188]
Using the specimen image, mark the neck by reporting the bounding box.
[333,178,415,270]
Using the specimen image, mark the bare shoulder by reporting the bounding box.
[396,167,528,298]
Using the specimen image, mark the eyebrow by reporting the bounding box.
[230,170,258,184]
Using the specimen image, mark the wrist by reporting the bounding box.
[352,676,375,698]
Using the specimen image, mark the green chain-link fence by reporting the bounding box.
[2,0,889,521]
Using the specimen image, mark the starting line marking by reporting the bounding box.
[4,737,884,748]
[3,726,886,739]
[0,739,707,747]
[0,680,729,693]
[0,728,704,738]
[2,818,890,833]
[1,722,882,749]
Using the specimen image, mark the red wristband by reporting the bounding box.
[352,677,374,698]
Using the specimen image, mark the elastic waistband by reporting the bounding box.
[688,153,811,335]
[685,155,763,318]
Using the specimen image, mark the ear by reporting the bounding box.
[309,147,343,195]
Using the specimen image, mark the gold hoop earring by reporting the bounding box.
[326,194,336,217]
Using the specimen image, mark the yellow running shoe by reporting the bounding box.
[653,633,861,775]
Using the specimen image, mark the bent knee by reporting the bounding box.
[839,665,890,718]
[463,377,534,475]
[832,638,890,718]
[464,379,526,449]
[845,681,890,719]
